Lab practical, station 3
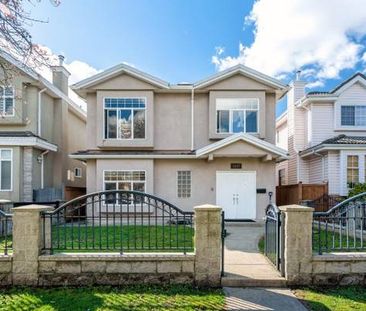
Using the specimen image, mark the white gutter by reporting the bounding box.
[191,88,195,151]
[40,150,49,189]
[37,88,47,136]
[312,150,325,181]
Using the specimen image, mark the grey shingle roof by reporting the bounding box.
[300,135,366,156]
[72,149,195,156]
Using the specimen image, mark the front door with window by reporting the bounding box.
[216,171,256,219]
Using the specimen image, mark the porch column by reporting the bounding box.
[194,204,222,287]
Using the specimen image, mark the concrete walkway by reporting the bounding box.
[224,287,307,311]
[222,222,286,287]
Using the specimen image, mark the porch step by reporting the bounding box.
[221,276,287,288]
[224,221,264,227]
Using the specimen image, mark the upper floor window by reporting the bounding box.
[0,149,12,191]
[0,86,14,116]
[104,98,146,139]
[341,105,366,126]
[216,98,258,134]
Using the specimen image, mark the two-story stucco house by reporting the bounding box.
[0,50,87,202]
[276,72,366,197]
[71,64,288,220]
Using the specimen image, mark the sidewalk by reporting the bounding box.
[224,287,307,311]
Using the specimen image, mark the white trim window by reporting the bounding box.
[104,170,146,192]
[0,86,14,116]
[216,98,259,134]
[104,98,146,140]
[177,170,191,198]
[0,149,12,191]
[74,167,82,178]
[341,105,366,126]
[347,155,359,189]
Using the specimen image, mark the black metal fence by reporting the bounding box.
[0,209,12,255]
[41,190,194,254]
[264,203,283,272]
[313,192,366,254]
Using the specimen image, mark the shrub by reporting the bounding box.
[348,183,366,198]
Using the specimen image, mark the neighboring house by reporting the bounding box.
[71,64,288,220]
[276,72,366,196]
[0,51,87,202]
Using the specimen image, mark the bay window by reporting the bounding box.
[0,149,12,191]
[216,98,258,134]
[0,86,14,116]
[104,98,146,139]
[341,105,366,126]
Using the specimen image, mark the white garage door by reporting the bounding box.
[216,171,256,219]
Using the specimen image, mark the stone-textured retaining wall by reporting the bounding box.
[311,253,366,285]
[38,254,195,286]
[0,256,12,286]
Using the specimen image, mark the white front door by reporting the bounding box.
[216,171,256,219]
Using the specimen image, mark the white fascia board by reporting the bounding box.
[69,154,197,160]
[195,133,288,159]
[296,96,338,108]
[300,144,366,158]
[72,63,170,90]
[194,65,288,90]
[332,75,366,96]
[0,137,58,152]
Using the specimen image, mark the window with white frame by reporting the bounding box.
[0,86,14,116]
[216,98,259,134]
[0,149,12,191]
[104,98,146,139]
[177,170,191,198]
[104,171,146,192]
[347,155,359,189]
[74,167,82,178]
[341,105,366,126]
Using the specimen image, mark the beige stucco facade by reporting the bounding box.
[72,64,288,219]
[0,55,87,202]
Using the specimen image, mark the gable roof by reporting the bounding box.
[330,72,366,95]
[193,64,288,92]
[72,63,289,99]
[195,133,288,160]
[300,134,366,157]
[72,63,170,90]
[0,49,86,121]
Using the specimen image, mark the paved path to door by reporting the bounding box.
[224,287,307,311]
[223,223,284,284]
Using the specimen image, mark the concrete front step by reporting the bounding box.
[221,276,287,288]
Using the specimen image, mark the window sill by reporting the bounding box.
[334,127,366,131]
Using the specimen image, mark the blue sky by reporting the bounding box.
[26,0,366,116]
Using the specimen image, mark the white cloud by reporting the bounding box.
[65,60,100,85]
[213,0,366,81]
[306,80,325,89]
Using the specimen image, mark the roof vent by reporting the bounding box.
[58,54,65,66]
[295,70,301,81]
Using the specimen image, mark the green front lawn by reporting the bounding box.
[0,224,194,254]
[51,224,194,252]
[295,286,366,311]
[0,285,225,311]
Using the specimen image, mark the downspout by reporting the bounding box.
[40,150,49,189]
[38,88,47,136]
[191,87,195,151]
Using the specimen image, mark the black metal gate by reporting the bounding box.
[221,211,226,276]
[264,202,284,274]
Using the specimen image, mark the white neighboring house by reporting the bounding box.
[276,72,366,196]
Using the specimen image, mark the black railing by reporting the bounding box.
[306,194,345,212]
[0,209,12,255]
[313,192,366,254]
[265,202,282,271]
[41,190,194,254]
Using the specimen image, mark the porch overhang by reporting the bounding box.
[300,144,366,158]
[195,133,289,161]
[0,132,58,152]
